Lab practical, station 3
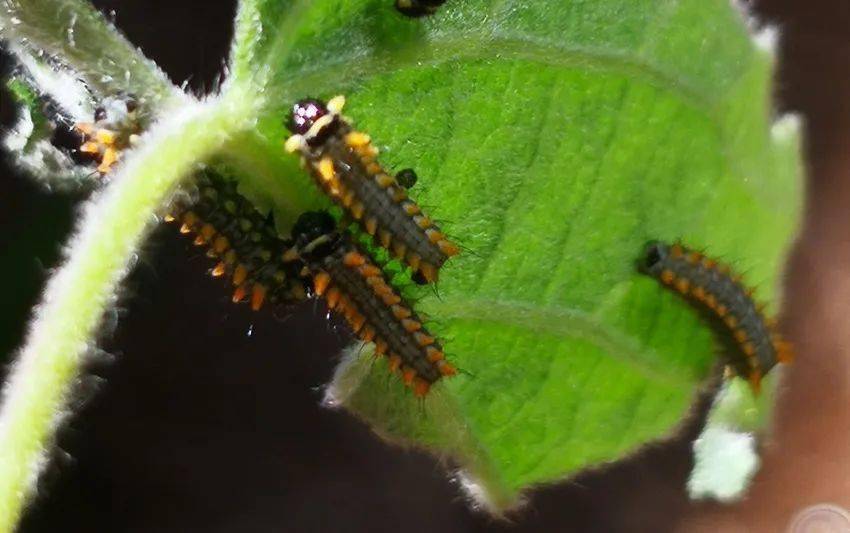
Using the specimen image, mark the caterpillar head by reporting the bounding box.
[291,211,340,262]
[641,241,669,275]
[285,97,344,147]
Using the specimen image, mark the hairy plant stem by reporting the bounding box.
[0,93,253,531]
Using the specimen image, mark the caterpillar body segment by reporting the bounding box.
[167,172,309,310]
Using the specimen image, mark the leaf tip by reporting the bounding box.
[453,469,526,519]
[323,342,374,409]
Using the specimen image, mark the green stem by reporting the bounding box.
[216,129,326,230]
[0,93,252,532]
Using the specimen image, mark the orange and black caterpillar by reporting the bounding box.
[640,241,793,392]
[74,95,142,175]
[290,211,456,396]
[73,97,309,310]
[166,171,309,311]
[284,96,459,284]
[395,0,446,17]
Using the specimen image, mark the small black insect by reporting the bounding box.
[395,0,447,17]
[395,168,418,189]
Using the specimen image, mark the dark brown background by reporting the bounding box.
[0,1,847,531]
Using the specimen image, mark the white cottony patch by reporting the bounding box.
[753,26,779,55]
[3,104,34,152]
[688,426,760,502]
[7,139,91,188]
[730,0,780,57]
[689,372,778,503]
[772,113,803,143]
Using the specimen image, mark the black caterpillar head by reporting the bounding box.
[292,211,340,262]
[286,98,340,146]
[641,241,669,275]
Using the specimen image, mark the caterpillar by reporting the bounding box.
[74,97,310,311]
[74,95,142,175]
[284,96,459,284]
[640,241,793,392]
[165,171,310,311]
[289,210,456,396]
[395,0,447,17]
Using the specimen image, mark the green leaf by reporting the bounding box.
[224,0,802,511]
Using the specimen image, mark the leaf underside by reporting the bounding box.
[233,0,801,509]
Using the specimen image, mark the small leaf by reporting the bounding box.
[225,0,803,510]
[1,0,178,104]
[1,0,194,187]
